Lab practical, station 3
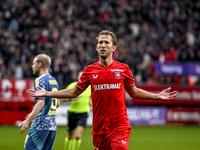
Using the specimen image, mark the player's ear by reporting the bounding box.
[38,62,42,67]
[112,45,116,52]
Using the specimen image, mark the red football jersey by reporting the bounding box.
[76,60,135,135]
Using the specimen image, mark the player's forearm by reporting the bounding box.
[26,101,44,123]
[131,88,158,100]
[46,88,81,99]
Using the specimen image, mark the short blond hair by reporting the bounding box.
[35,54,51,69]
[96,30,117,46]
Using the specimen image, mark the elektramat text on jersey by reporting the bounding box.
[94,83,121,90]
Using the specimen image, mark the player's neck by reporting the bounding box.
[39,68,49,76]
[99,56,113,67]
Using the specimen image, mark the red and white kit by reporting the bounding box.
[76,60,135,135]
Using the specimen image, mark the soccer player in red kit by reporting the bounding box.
[78,60,134,150]
[27,30,178,150]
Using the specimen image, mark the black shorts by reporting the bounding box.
[67,111,88,131]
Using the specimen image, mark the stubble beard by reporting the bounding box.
[33,69,39,76]
[100,54,107,59]
[99,50,112,60]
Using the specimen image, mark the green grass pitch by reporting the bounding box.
[0,125,199,150]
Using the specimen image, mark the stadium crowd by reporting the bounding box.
[0,0,200,88]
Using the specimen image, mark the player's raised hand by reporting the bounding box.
[27,86,47,97]
[156,87,178,100]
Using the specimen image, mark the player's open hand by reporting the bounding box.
[156,87,178,100]
[27,86,47,97]
[19,120,30,134]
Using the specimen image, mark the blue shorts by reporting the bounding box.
[24,126,56,150]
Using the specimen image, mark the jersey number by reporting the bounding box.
[48,88,58,115]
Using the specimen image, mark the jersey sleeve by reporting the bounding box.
[76,67,90,90]
[35,77,46,100]
[124,65,135,86]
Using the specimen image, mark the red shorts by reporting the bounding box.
[93,128,131,150]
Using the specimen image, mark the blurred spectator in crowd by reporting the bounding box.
[0,0,200,88]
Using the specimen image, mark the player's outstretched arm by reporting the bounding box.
[125,86,178,100]
[27,86,83,100]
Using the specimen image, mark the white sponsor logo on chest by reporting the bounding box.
[111,69,124,72]
[94,83,121,90]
